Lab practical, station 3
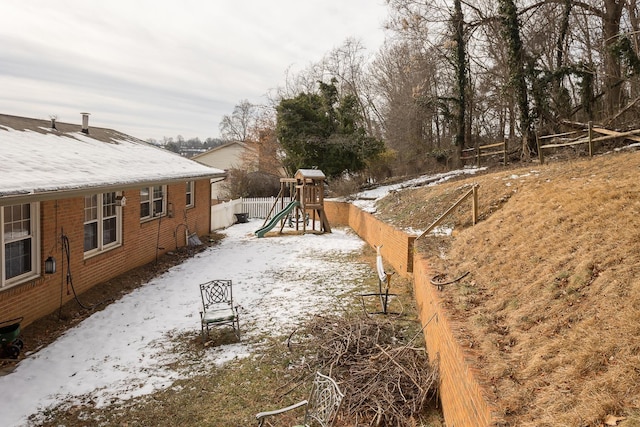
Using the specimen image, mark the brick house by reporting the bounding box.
[0,113,226,328]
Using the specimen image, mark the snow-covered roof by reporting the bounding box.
[0,114,226,202]
[296,169,326,180]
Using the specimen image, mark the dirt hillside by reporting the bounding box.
[374,149,640,427]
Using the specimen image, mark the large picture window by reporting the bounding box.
[140,185,166,220]
[2,203,39,288]
[84,192,121,255]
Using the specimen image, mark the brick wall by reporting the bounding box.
[0,179,211,328]
[325,201,414,274]
[323,200,350,226]
[325,200,499,427]
[413,255,501,426]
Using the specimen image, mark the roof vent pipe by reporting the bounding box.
[81,112,90,134]
[49,115,57,130]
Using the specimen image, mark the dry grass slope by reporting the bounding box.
[376,150,640,427]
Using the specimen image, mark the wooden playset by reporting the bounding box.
[255,169,331,237]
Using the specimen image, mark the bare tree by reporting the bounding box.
[497,0,535,155]
[451,0,470,164]
[370,41,446,173]
[219,99,256,142]
[319,38,384,137]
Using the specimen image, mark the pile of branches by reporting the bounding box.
[295,314,439,426]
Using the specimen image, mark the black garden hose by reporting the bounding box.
[58,234,114,319]
[430,271,470,289]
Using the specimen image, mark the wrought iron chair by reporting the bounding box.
[256,372,344,427]
[199,279,240,343]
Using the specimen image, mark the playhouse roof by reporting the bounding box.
[295,169,326,180]
[0,114,226,203]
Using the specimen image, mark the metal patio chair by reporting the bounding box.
[199,279,240,343]
[256,372,344,427]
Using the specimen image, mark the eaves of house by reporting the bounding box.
[0,113,227,204]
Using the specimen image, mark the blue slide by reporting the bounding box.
[254,201,300,238]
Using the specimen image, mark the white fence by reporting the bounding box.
[210,199,243,231]
[210,197,293,231]
[241,196,293,219]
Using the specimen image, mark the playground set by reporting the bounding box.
[255,169,331,238]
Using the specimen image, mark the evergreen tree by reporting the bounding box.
[276,79,383,178]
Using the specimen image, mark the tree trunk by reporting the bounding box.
[499,0,535,155]
[603,0,625,117]
[453,0,468,167]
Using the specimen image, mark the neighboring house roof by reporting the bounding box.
[0,114,226,203]
[192,140,251,158]
[191,140,256,170]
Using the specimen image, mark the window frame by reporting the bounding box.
[140,185,167,221]
[84,192,122,258]
[1,202,40,289]
[186,181,195,208]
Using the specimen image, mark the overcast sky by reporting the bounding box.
[0,1,389,141]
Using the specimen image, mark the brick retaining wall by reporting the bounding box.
[325,201,414,275]
[325,200,499,427]
[413,255,500,426]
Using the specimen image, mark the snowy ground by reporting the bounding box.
[348,167,486,236]
[0,166,488,427]
[350,167,485,214]
[0,221,370,427]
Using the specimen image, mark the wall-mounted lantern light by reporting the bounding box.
[45,256,56,274]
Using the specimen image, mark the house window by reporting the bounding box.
[140,185,166,220]
[186,181,194,208]
[84,192,121,255]
[2,203,39,287]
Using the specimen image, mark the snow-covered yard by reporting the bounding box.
[0,221,370,427]
[0,166,489,427]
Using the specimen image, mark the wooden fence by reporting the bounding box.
[461,141,507,166]
[415,184,479,240]
[536,122,640,164]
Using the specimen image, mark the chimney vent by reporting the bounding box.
[49,115,57,130]
[81,112,90,134]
